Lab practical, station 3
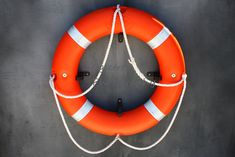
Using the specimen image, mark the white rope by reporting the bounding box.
[116,8,188,150]
[117,9,184,87]
[48,7,121,154]
[117,74,187,150]
[49,4,188,154]
[50,80,119,154]
[50,73,186,153]
[49,7,120,99]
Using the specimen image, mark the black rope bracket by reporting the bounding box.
[146,71,161,81]
[117,98,123,116]
[118,32,124,42]
[147,71,161,87]
[76,71,90,80]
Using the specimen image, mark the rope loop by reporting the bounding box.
[116,77,187,150]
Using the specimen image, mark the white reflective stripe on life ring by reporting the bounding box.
[144,99,165,121]
[72,100,93,121]
[68,25,91,49]
[147,27,171,49]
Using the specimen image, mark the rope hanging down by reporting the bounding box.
[49,4,187,154]
[49,7,120,99]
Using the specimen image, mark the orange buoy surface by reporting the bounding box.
[51,6,186,136]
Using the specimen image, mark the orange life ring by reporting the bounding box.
[51,6,186,136]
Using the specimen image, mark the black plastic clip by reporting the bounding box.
[76,71,90,80]
[118,33,124,42]
[117,98,123,116]
[147,71,161,81]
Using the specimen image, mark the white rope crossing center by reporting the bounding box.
[49,4,188,154]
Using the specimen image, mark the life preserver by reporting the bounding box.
[51,6,185,136]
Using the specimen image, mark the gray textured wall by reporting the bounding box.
[0,0,235,157]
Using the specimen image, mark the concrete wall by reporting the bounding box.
[0,0,234,156]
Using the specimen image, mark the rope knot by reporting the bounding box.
[50,74,56,80]
[116,4,121,12]
[182,74,187,81]
[115,134,120,140]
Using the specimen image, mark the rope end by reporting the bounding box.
[128,57,135,65]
